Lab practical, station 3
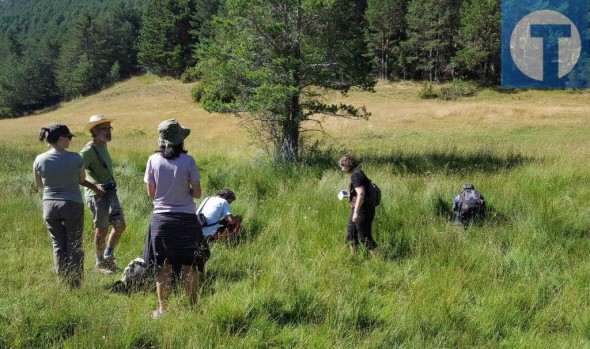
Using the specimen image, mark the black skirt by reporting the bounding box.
[149,212,210,271]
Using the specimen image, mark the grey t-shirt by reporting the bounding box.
[33,151,84,202]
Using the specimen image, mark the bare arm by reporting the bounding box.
[80,176,106,197]
[190,180,201,199]
[146,183,156,199]
[354,186,365,210]
[226,213,242,225]
[352,186,365,223]
[34,170,43,189]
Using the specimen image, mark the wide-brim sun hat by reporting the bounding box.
[84,114,115,136]
[158,119,190,147]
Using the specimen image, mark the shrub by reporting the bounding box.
[181,66,201,83]
[0,107,16,119]
[191,84,205,102]
[418,82,438,99]
[439,80,478,100]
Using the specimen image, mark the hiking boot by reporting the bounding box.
[95,256,119,274]
[95,260,114,274]
[103,255,120,272]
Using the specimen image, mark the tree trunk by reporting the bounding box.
[379,32,387,80]
[278,115,299,163]
[275,1,302,163]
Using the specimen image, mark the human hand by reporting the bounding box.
[352,212,358,223]
[95,185,107,197]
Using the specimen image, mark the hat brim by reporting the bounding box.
[158,128,191,147]
[84,119,115,136]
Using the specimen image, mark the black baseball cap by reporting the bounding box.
[48,123,75,138]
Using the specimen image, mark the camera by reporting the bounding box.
[102,182,117,191]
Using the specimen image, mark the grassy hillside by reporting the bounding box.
[1,76,590,348]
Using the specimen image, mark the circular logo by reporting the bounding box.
[510,10,581,81]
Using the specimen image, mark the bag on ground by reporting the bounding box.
[110,257,151,293]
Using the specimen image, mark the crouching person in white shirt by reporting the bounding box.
[197,188,243,242]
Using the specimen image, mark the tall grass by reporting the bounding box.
[1,77,590,347]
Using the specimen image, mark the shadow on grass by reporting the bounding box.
[365,151,535,175]
[301,149,536,175]
[434,196,455,221]
[491,87,521,94]
[379,234,415,261]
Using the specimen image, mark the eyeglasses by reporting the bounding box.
[97,126,113,131]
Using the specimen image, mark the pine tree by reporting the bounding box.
[56,14,110,98]
[99,3,142,79]
[0,36,60,116]
[137,0,197,77]
[365,0,408,80]
[402,0,463,81]
[452,0,500,85]
[195,0,375,163]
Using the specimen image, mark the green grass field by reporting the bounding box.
[1,76,589,348]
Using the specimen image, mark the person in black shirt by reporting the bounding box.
[338,154,378,258]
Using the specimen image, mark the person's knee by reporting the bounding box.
[95,226,109,237]
[113,220,126,232]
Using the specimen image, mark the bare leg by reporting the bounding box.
[181,265,199,307]
[156,263,173,312]
[94,227,109,257]
[106,220,126,249]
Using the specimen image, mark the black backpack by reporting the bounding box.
[368,181,381,207]
[352,170,381,207]
[460,188,485,217]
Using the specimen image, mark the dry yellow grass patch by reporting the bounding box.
[311,81,590,151]
[0,76,252,159]
[2,77,590,159]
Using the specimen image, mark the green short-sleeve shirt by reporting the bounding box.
[80,142,114,197]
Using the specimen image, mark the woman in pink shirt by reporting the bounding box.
[144,119,209,319]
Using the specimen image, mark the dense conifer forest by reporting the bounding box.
[0,0,501,119]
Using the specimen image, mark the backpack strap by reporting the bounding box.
[197,197,211,214]
[197,197,220,228]
[91,144,116,185]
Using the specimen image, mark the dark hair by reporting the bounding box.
[157,142,187,159]
[38,127,60,144]
[338,154,359,170]
[216,188,236,201]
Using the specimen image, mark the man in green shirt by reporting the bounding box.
[80,114,127,274]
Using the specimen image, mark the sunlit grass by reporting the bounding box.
[1,77,590,347]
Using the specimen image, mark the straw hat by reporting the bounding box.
[84,114,115,136]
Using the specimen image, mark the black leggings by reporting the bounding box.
[346,206,377,250]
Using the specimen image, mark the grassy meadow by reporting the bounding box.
[1,76,590,348]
